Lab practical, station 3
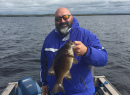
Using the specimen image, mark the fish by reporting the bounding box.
[48,40,78,94]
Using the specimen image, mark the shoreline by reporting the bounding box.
[0,13,130,17]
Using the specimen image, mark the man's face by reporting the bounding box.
[55,15,73,36]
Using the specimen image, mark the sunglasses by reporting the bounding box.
[55,15,71,22]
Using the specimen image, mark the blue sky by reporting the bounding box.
[0,0,130,15]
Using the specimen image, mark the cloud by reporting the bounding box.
[0,0,130,15]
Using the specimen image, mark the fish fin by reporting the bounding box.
[67,54,78,64]
[73,58,78,64]
[66,53,78,64]
[52,83,65,94]
[48,60,55,75]
[65,71,72,81]
[66,53,74,57]
[48,66,55,75]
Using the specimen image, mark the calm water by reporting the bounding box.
[0,15,130,95]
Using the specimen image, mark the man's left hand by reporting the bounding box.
[73,41,87,56]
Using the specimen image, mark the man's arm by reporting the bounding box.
[40,46,48,95]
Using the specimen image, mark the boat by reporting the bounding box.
[1,76,121,95]
[94,76,121,95]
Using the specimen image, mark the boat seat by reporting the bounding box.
[16,76,41,95]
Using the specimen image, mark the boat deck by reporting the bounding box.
[1,76,121,95]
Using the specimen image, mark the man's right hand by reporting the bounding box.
[42,85,48,95]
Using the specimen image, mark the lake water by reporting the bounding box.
[0,15,130,95]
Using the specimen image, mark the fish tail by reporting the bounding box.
[52,82,65,94]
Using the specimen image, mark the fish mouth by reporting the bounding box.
[67,40,76,47]
[71,43,76,48]
[68,41,76,47]
[71,44,76,47]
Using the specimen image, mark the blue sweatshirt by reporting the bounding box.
[40,17,108,95]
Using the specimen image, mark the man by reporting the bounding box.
[40,7,107,95]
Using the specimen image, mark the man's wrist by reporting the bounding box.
[83,47,87,56]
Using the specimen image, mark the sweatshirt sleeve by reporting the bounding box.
[82,30,108,66]
[40,44,48,86]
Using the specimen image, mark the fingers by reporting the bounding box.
[74,41,82,45]
[73,41,82,50]
[73,41,87,56]
[42,86,48,95]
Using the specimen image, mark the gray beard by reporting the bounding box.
[59,26,69,35]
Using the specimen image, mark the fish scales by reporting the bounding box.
[48,40,78,94]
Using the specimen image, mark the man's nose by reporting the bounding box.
[61,18,66,23]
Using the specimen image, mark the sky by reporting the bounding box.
[0,0,130,15]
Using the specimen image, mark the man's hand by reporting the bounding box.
[42,85,48,95]
[73,41,87,56]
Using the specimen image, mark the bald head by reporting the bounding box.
[55,7,71,17]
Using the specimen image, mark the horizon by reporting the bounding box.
[1,12,130,16]
[0,0,130,15]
